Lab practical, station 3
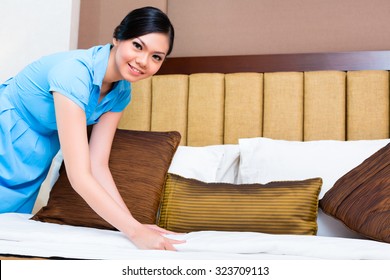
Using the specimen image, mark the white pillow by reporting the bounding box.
[215,144,240,183]
[238,137,390,237]
[168,145,240,183]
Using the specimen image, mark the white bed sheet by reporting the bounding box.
[1,213,389,260]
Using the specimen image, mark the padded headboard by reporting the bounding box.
[118,51,390,146]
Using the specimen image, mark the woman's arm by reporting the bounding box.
[53,92,183,250]
[89,110,182,237]
[88,110,130,213]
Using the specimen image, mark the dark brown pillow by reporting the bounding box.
[320,142,390,243]
[31,129,181,230]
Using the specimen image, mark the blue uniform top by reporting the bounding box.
[0,44,131,213]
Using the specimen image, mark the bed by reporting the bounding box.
[1,50,390,261]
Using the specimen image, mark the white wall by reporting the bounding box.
[0,0,80,82]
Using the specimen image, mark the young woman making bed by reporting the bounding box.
[0,6,184,251]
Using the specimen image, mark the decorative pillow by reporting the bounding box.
[168,144,240,183]
[320,143,390,243]
[31,129,181,230]
[158,173,322,235]
[238,137,390,238]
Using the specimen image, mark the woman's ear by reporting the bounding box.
[112,38,119,46]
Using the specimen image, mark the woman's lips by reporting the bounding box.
[129,64,143,75]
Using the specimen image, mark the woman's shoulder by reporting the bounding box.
[46,45,110,78]
[38,44,108,69]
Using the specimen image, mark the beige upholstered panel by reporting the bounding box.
[151,75,189,145]
[118,77,152,131]
[347,71,389,140]
[304,71,346,141]
[224,73,263,144]
[187,74,225,146]
[263,72,304,141]
[119,70,390,146]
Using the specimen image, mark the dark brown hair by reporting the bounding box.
[113,6,175,55]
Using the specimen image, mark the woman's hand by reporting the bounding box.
[129,224,186,251]
[144,224,186,235]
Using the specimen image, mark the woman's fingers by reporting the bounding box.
[145,224,186,235]
[130,224,186,251]
[163,237,186,251]
[164,242,176,251]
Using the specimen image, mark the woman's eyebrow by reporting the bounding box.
[137,37,167,55]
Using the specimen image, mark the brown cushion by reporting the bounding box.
[320,143,390,243]
[158,173,322,235]
[31,129,181,230]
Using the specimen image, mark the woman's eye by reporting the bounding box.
[133,42,142,50]
[153,55,162,62]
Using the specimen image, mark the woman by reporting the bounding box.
[0,6,184,251]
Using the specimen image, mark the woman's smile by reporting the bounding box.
[128,63,144,75]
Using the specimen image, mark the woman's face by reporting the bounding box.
[112,32,170,82]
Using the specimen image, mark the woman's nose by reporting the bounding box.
[136,54,148,68]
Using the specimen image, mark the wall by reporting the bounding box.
[168,0,390,56]
[78,0,167,49]
[2,0,388,79]
[0,0,80,82]
[78,0,390,57]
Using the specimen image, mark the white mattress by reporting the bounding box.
[1,213,389,260]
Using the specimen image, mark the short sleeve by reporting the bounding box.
[48,59,92,111]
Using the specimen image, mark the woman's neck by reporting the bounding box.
[102,44,121,85]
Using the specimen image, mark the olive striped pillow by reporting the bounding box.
[158,173,322,235]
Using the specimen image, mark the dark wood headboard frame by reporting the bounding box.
[158,50,390,74]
